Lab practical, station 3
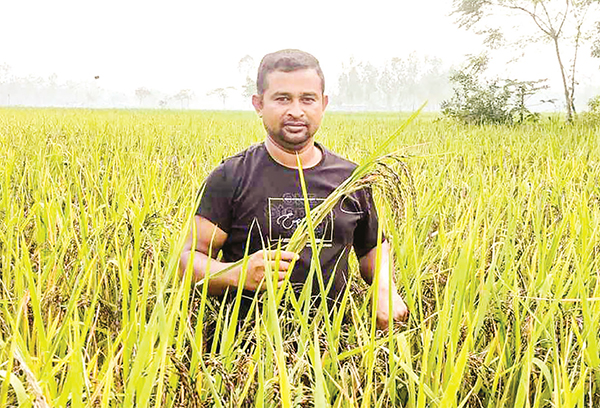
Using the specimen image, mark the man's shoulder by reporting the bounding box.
[219,142,267,169]
[319,143,359,172]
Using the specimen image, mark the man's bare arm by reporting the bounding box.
[179,215,239,296]
[358,241,409,329]
[179,215,298,295]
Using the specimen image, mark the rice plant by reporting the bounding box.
[0,108,599,407]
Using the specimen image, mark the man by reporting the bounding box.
[180,49,408,330]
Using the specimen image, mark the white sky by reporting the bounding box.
[1,0,599,100]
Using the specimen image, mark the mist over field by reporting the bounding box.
[1,54,599,113]
[2,1,599,113]
[0,56,458,111]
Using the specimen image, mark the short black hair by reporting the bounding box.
[256,49,325,95]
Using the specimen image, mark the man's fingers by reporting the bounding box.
[276,261,292,271]
[393,307,410,323]
[280,251,299,261]
[264,250,299,261]
[377,317,389,331]
[255,272,287,291]
[376,297,409,331]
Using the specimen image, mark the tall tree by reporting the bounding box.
[238,55,257,98]
[337,59,365,107]
[173,89,193,109]
[207,87,235,109]
[453,0,600,121]
[592,20,600,58]
[135,87,151,106]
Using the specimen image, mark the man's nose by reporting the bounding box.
[287,99,305,118]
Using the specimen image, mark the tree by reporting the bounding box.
[207,87,235,109]
[240,76,256,99]
[0,63,11,82]
[589,94,600,111]
[173,89,193,109]
[592,21,600,58]
[420,57,454,108]
[335,55,451,111]
[337,61,365,107]
[135,87,151,106]
[583,94,600,123]
[453,0,600,122]
[238,55,257,98]
[508,78,550,121]
[441,54,548,124]
[442,55,512,124]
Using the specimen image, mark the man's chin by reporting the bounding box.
[271,131,312,152]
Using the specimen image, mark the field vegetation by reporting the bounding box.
[1,108,600,407]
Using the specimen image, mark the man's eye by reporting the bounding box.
[302,98,315,103]
[276,96,290,102]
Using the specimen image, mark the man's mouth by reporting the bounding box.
[283,122,307,133]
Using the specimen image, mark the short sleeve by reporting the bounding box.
[196,162,235,233]
[352,188,384,259]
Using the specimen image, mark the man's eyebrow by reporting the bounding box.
[271,91,318,97]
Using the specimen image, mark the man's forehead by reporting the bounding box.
[264,68,323,93]
[272,90,319,95]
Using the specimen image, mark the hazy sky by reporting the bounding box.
[1,0,599,100]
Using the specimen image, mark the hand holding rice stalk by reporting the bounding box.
[195,102,425,288]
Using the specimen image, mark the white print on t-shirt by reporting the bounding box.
[340,195,364,216]
[268,197,334,247]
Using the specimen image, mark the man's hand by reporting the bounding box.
[358,241,410,330]
[376,288,409,330]
[239,250,298,291]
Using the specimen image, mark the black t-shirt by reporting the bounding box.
[197,141,381,302]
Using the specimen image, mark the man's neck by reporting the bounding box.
[265,137,323,169]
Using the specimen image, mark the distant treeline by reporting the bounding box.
[0,56,454,111]
[0,64,132,108]
[332,54,452,111]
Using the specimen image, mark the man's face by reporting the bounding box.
[252,68,328,152]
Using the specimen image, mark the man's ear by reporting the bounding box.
[322,94,329,111]
[252,94,263,116]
